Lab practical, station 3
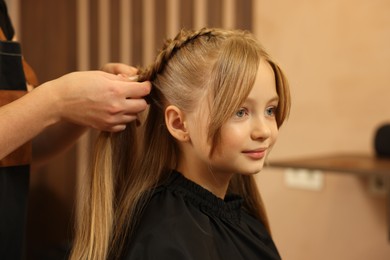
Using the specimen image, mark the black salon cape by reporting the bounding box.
[124,171,281,260]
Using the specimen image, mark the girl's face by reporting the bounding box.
[179,59,279,195]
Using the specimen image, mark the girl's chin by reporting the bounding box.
[237,168,263,176]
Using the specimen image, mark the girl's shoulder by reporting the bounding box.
[124,173,219,259]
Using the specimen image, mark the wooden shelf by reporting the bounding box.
[269,153,390,240]
[270,153,390,177]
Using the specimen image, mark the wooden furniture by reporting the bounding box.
[269,153,390,239]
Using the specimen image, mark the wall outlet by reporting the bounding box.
[284,168,324,191]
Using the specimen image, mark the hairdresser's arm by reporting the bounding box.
[0,66,150,162]
[32,66,150,165]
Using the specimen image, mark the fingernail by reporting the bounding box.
[128,75,139,81]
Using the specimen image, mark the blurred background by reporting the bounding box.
[5,0,390,259]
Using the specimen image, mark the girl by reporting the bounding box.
[71,28,290,260]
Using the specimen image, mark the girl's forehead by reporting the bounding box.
[249,63,278,102]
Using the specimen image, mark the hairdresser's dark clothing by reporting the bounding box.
[0,0,13,39]
[124,171,281,260]
[1,1,30,259]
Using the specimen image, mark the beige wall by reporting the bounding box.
[255,0,390,259]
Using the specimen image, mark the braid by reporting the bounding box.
[138,28,219,82]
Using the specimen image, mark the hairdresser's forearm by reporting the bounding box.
[0,84,60,160]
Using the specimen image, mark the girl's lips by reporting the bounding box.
[242,148,267,159]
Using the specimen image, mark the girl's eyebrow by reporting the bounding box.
[269,96,279,103]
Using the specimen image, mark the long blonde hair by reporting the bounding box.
[71,28,291,260]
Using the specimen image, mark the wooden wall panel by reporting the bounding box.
[207,0,222,28]
[131,0,143,66]
[17,0,255,258]
[179,0,194,30]
[155,0,167,54]
[236,0,253,31]
[20,0,77,81]
[110,0,120,62]
[89,2,99,69]
[20,0,77,258]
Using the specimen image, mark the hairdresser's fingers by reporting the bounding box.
[101,63,138,76]
[109,124,127,132]
[107,75,151,98]
[123,81,152,99]
[105,114,140,132]
[123,98,149,114]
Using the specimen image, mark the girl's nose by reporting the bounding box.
[250,117,272,141]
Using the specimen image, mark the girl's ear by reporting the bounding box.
[165,105,189,142]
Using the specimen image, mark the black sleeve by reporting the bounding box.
[123,190,221,260]
[0,0,15,40]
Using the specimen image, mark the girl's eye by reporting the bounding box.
[235,108,248,118]
[265,106,277,117]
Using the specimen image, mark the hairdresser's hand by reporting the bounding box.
[101,63,138,77]
[39,71,151,132]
